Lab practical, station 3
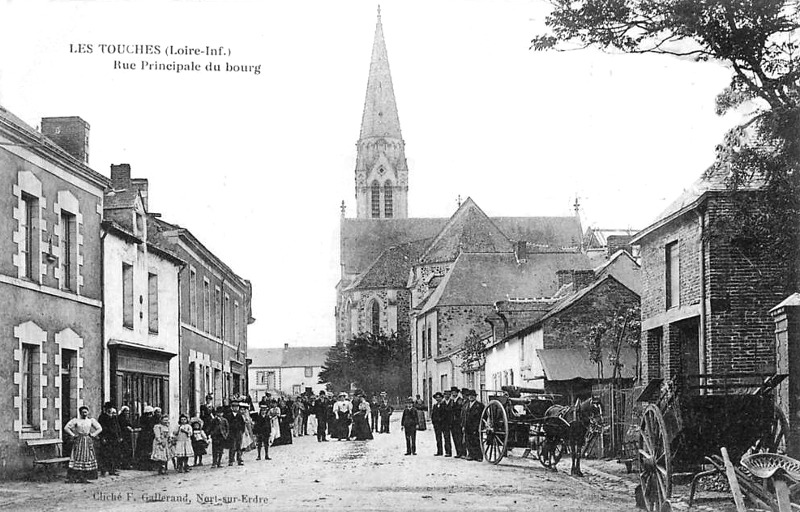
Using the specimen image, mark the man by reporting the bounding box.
[464,390,484,462]
[97,402,121,476]
[226,401,246,466]
[251,404,271,460]
[430,392,452,457]
[400,397,418,455]
[450,387,466,458]
[370,396,380,432]
[292,397,305,437]
[208,406,229,468]
[200,394,214,434]
[313,390,329,442]
[378,392,394,433]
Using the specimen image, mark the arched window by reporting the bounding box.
[368,299,381,334]
[384,181,393,218]
[371,181,381,218]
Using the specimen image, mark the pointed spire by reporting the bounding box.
[359,6,402,140]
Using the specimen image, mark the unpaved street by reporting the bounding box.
[1,418,645,512]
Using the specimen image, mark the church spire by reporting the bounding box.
[354,6,408,219]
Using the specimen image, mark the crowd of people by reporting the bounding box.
[59,387,484,483]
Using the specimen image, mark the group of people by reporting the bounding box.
[420,387,485,461]
[328,390,395,441]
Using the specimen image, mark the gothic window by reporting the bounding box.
[368,299,380,334]
[384,182,393,218]
[371,181,380,218]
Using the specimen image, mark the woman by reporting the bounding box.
[136,406,155,469]
[268,400,281,446]
[333,393,352,441]
[241,401,255,452]
[354,399,374,440]
[64,406,102,483]
[274,398,294,445]
[117,406,134,469]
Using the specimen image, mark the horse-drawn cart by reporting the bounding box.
[636,374,788,512]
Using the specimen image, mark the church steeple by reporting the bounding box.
[355,6,408,219]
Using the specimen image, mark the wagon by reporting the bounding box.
[478,386,577,468]
[636,373,788,512]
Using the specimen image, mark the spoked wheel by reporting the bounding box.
[638,404,671,512]
[480,400,508,464]
[538,417,568,469]
[751,403,788,454]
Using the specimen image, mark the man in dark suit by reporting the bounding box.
[251,404,271,460]
[313,391,329,442]
[464,390,484,462]
[225,402,246,466]
[400,397,418,455]
[430,391,452,456]
[450,387,466,458]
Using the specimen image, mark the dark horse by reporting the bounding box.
[542,398,602,477]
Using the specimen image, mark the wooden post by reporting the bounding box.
[773,478,791,512]
[720,447,746,512]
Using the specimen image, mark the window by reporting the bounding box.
[234,301,240,344]
[224,294,230,341]
[371,181,380,218]
[665,241,680,309]
[60,211,76,290]
[266,371,276,389]
[384,182,393,218]
[368,300,380,334]
[292,385,302,395]
[122,263,134,328]
[215,287,222,338]
[427,327,432,358]
[257,371,267,385]
[21,344,39,429]
[203,279,211,333]
[148,273,159,333]
[21,193,37,280]
[440,374,447,392]
[305,367,313,378]
[421,329,427,359]
[189,268,197,327]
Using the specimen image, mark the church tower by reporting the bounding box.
[355,7,408,219]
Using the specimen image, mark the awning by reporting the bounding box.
[108,339,177,358]
[536,347,637,381]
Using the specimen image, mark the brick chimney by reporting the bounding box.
[515,240,528,263]
[111,164,131,190]
[607,235,633,257]
[573,269,596,290]
[41,116,90,164]
[556,270,574,289]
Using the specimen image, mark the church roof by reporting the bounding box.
[348,238,430,290]
[418,251,593,315]
[359,7,402,141]
[493,217,583,250]
[420,198,514,263]
[249,346,330,369]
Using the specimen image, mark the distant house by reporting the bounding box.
[248,344,330,400]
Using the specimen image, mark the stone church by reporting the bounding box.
[335,10,589,393]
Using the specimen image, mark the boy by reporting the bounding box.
[208,407,229,468]
[400,397,418,455]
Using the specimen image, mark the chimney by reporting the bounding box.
[556,270,573,289]
[573,269,595,290]
[515,240,528,263]
[41,116,90,164]
[132,178,149,210]
[110,164,131,190]
[606,235,632,258]
[284,343,289,350]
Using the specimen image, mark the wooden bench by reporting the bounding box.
[27,438,70,469]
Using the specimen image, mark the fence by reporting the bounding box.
[592,383,644,459]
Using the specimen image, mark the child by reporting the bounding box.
[151,415,172,475]
[208,407,229,468]
[191,418,208,467]
[172,414,194,473]
[400,397,418,455]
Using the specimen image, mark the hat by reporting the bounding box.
[103,401,115,409]
[110,408,117,415]
[433,392,443,399]
[119,405,130,413]
[215,406,225,414]
[467,389,478,397]
[190,417,204,428]
[461,388,470,395]
[406,396,414,402]
[205,394,214,401]
[443,389,452,394]
[450,386,460,393]
[144,405,154,414]
[154,407,162,413]
[380,391,387,396]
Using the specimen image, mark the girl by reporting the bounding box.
[151,415,172,475]
[172,414,194,473]
[191,418,208,467]
[63,406,102,483]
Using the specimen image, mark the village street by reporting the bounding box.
[0,416,742,512]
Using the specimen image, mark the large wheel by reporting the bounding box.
[538,417,568,469]
[638,404,671,512]
[751,403,788,454]
[480,400,508,464]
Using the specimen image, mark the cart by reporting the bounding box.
[636,373,788,512]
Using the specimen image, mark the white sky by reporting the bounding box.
[0,0,743,349]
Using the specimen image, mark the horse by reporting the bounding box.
[542,397,603,477]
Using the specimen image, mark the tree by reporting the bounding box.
[460,329,487,373]
[533,0,800,290]
[318,331,411,398]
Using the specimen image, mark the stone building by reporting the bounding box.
[0,109,107,475]
[102,164,183,424]
[632,167,787,389]
[248,344,330,401]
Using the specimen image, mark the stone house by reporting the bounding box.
[0,111,107,476]
[248,344,330,401]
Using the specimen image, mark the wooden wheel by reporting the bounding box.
[752,403,788,454]
[538,417,568,469]
[638,404,671,512]
[480,400,508,464]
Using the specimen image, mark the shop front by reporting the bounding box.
[109,340,176,422]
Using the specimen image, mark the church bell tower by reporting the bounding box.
[355,7,408,219]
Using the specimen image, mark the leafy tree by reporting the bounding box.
[318,331,411,398]
[533,0,800,290]
[585,305,642,382]
[459,329,487,372]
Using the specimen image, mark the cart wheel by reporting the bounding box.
[638,404,671,512]
[480,400,508,464]
[538,416,568,469]
[752,403,788,454]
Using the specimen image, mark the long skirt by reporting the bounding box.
[269,418,279,445]
[416,410,427,431]
[308,415,318,435]
[334,414,350,439]
[70,434,98,471]
[354,415,373,440]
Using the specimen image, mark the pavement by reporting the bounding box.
[0,416,738,512]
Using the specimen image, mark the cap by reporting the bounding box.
[433,392,443,399]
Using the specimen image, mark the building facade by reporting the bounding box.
[248,345,330,401]
[0,111,107,475]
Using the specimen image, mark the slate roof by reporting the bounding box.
[249,346,330,368]
[103,188,140,210]
[348,238,430,290]
[494,217,583,250]
[418,251,592,314]
[537,347,637,381]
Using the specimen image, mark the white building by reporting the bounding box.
[248,344,329,400]
[102,164,183,423]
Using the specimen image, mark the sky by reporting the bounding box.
[0,0,744,349]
